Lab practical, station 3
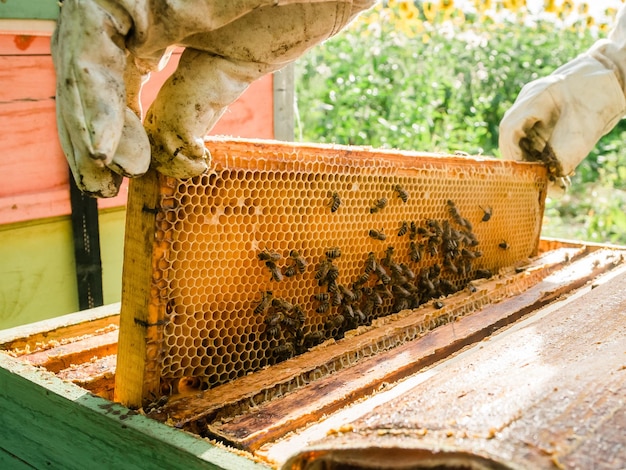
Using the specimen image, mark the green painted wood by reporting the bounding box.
[0,448,36,469]
[0,353,269,470]
[0,0,59,20]
[0,210,125,330]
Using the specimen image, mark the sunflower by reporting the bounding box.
[474,0,492,13]
[439,0,455,12]
[398,0,420,20]
[559,0,575,18]
[578,2,589,15]
[543,0,557,14]
[423,1,437,22]
[503,0,526,12]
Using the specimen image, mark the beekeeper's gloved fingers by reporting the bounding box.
[145,51,275,179]
[499,55,626,186]
[52,0,150,197]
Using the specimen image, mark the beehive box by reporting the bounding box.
[115,138,548,409]
[2,238,626,469]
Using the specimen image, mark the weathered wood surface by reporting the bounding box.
[56,354,117,400]
[0,302,120,353]
[208,249,625,452]
[0,352,269,470]
[114,169,162,408]
[21,330,118,373]
[281,266,626,470]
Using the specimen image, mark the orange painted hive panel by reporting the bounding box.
[117,138,548,401]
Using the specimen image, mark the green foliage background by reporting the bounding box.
[294,5,626,244]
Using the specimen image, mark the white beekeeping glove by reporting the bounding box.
[52,0,375,197]
[499,5,626,192]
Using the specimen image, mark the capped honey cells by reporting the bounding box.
[116,138,547,402]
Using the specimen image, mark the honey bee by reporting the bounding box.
[364,252,377,275]
[498,240,510,250]
[409,221,418,240]
[315,259,331,281]
[325,247,342,259]
[330,288,343,306]
[461,248,482,259]
[303,331,325,348]
[265,325,281,339]
[326,264,339,284]
[480,205,493,222]
[313,293,329,302]
[289,250,307,273]
[474,269,493,279]
[370,197,388,214]
[398,221,409,237]
[339,284,357,303]
[392,284,411,298]
[409,241,423,262]
[382,246,394,266]
[316,300,330,314]
[433,300,445,309]
[447,200,473,230]
[273,342,296,358]
[354,272,370,286]
[254,290,273,314]
[265,311,282,327]
[400,263,416,280]
[293,305,306,325]
[369,229,386,241]
[326,314,345,329]
[439,279,458,295]
[266,261,283,282]
[342,303,355,319]
[374,264,391,285]
[394,184,409,203]
[272,298,294,312]
[258,249,281,262]
[283,264,298,278]
[329,192,341,213]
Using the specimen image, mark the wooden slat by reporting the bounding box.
[114,168,164,408]
[282,263,626,469]
[20,330,118,373]
[56,355,117,400]
[148,247,586,426]
[0,352,268,470]
[208,248,625,451]
[0,303,120,352]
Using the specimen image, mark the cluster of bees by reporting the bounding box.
[255,184,497,363]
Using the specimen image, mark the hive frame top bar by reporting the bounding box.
[115,138,547,409]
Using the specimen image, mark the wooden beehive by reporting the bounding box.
[114,138,548,408]
[2,238,626,469]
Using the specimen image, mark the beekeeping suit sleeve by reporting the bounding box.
[499,5,626,193]
[52,0,375,197]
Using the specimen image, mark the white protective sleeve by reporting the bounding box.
[499,5,626,190]
[52,0,376,197]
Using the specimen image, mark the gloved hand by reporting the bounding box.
[52,0,375,197]
[499,5,626,193]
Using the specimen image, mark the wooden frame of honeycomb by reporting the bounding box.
[114,138,547,408]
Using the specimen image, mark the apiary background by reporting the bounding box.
[115,138,547,408]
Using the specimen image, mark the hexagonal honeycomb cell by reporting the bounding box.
[115,138,547,407]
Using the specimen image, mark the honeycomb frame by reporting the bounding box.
[114,138,547,408]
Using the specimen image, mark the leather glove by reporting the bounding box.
[499,5,626,193]
[52,0,375,197]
